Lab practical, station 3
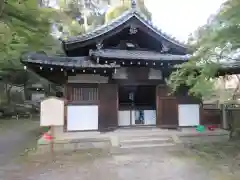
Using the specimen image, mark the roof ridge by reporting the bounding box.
[63,8,189,49]
[64,9,133,43]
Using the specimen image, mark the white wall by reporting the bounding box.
[113,68,128,79]
[144,110,156,125]
[118,110,131,126]
[148,69,162,80]
[118,110,156,126]
[178,104,200,126]
[67,105,98,131]
[68,74,108,83]
[113,68,162,80]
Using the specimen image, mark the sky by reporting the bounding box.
[145,0,226,42]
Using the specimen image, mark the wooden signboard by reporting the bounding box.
[40,97,64,126]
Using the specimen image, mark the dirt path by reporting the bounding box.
[1,147,239,180]
[0,119,39,166]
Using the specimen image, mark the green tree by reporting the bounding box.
[0,0,61,68]
[0,0,62,104]
[168,0,240,99]
[167,0,240,139]
[105,0,151,23]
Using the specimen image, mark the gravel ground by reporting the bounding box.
[0,119,39,166]
[0,120,239,180]
[1,148,239,180]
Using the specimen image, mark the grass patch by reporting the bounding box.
[189,141,240,160]
[181,141,240,174]
[0,118,40,132]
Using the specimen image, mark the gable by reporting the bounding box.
[62,9,191,55]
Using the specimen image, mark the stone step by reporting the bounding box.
[121,137,171,142]
[118,134,173,140]
[120,143,175,149]
[120,137,173,146]
[110,144,180,155]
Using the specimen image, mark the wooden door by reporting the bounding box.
[98,83,118,132]
[156,86,178,128]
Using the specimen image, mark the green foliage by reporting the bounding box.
[0,0,62,101]
[0,0,60,69]
[105,0,151,23]
[105,5,129,22]
[168,0,240,98]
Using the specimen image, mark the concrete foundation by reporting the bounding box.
[36,127,229,154]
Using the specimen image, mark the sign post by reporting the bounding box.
[40,97,64,159]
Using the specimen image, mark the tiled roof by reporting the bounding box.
[63,9,189,50]
[89,49,191,61]
[21,52,119,68]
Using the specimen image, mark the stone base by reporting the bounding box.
[36,127,229,154]
[36,138,111,154]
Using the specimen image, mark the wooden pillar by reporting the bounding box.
[98,83,118,132]
[63,72,68,132]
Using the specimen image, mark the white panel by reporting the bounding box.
[144,110,156,125]
[113,68,128,79]
[118,111,131,126]
[67,105,98,131]
[68,74,108,83]
[40,97,64,126]
[148,68,162,80]
[178,104,200,126]
[131,111,136,125]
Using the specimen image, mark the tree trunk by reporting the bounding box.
[0,0,5,17]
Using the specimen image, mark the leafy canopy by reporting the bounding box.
[168,0,240,98]
[0,0,60,69]
[105,0,151,22]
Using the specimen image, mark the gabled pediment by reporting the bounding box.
[62,9,191,54]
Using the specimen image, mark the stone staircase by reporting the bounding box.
[118,134,175,149]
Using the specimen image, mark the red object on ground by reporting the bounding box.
[43,132,53,141]
[207,125,217,131]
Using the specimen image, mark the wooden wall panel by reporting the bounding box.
[127,67,150,80]
[156,86,178,128]
[156,85,201,128]
[98,83,118,132]
[201,108,222,125]
[156,97,178,128]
